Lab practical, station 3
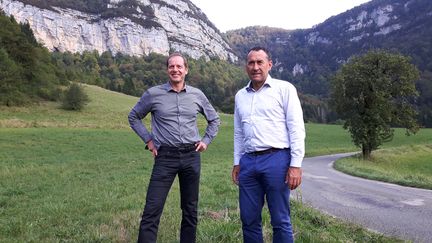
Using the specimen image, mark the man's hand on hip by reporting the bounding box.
[146,140,158,157]
[195,141,207,152]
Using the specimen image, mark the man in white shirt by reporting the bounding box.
[232,47,305,243]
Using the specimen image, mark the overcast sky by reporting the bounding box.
[189,0,371,32]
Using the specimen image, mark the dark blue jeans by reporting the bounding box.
[239,148,293,243]
[137,145,201,243]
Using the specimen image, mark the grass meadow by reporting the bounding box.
[2,84,429,242]
[334,144,432,189]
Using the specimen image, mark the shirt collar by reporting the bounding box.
[246,75,273,92]
[163,82,187,92]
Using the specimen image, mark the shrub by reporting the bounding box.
[62,83,89,111]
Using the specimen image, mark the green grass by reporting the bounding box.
[0,84,421,242]
[309,123,432,190]
[0,85,138,128]
[305,123,356,156]
[0,128,403,243]
[334,144,432,189]
[0,129,147,242]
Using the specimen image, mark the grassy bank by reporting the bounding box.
[311,121,432,190]
[334,144,432,189]
[0,85,137,129]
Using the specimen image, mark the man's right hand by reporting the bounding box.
[146,140,158,157]
[232,165,240,185]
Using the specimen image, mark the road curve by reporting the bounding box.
[293,153,432,242]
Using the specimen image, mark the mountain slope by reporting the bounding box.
[226,0,432,126]
[0,0,237,61]
[227,0,432,95]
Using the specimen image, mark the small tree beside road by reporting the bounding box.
[330,50,420,159]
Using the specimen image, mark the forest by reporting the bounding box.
[0,10,246,114]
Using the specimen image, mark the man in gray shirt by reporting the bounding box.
[128,52,220,243]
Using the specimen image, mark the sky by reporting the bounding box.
[189,0,371,32]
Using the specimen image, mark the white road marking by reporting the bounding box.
[400,199,425,206]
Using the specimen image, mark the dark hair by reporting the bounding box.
[247,46,272,61]
[166,52,188,68]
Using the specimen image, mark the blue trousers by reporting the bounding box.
[137,146,201,243]
[239,149,293,243]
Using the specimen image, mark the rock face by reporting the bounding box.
[0,0,237,62]
[227,0,432,95]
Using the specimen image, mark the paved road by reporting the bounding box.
[293,153,432,242]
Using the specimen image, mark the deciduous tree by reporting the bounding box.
[331,50,420,159]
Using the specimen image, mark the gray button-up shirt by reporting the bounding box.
[128,82,220,148]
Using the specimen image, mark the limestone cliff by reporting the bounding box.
[0,0,237,61]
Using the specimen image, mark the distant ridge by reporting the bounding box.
[226,0,432,126]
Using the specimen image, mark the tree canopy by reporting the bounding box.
[0,11,65,105]
[330,50,420,159]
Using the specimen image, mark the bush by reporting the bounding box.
[62,83,89,111]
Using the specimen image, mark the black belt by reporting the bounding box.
[248,148,285,156]
[159,144,197,153]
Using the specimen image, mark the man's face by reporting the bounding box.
[246,50,272,83]
[167,56,188,83]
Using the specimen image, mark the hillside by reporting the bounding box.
[226,0,432,126]
[0,84,235,129]
[0,8,246,114]
[0,84,138,128]
[2,0,432,126]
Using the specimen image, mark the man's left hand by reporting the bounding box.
[285,166,302,190]
[195,141,207,152]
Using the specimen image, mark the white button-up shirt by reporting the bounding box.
[234,76,305,167]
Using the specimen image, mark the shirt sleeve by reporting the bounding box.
[128,90,153,144]
[233,94,245,166]
[198,92,220,145]
[284,85,306,167]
